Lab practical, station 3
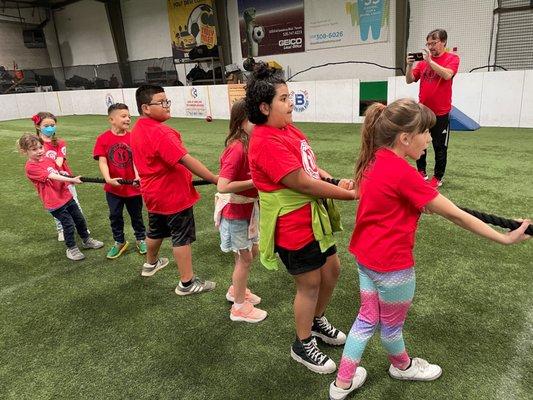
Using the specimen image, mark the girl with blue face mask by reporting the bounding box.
[32,112,91,242]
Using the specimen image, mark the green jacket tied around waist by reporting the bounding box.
[258,188,343,270]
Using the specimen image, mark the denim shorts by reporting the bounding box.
[219,217,258,253]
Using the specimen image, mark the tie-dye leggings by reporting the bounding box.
[337,262,416,385]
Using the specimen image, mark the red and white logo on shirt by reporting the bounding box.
[46,166,59,175]
[45,150,57,159]
[300,140,320,179]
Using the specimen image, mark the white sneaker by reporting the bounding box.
[57,231,64,242]
[329,367,367,400]
[141,257,169,277]
[66,246,85,261]
[389,357,442,381]
[82,237,104,249]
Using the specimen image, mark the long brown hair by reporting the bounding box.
[226,99,250,149]
[32,111,58,146]
[354,99,436,187]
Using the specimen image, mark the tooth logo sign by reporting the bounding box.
[345,0,387,41]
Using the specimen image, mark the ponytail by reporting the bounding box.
[354,103,386,187]
[354,99,436,188]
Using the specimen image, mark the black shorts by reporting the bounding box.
[275,240,337,276]
[147,207,196,247]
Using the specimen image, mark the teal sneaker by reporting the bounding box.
[136,240,147,255]
[106,241,129,259]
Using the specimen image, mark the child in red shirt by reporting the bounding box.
[19,134,103,261]
[93,103,146,259]
[32,112,89,242]
[130,84,218,295]
[329,99,531,400]
[246,63,356,374]
[215,99,266,323]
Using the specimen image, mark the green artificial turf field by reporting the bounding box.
[0,115,531,400]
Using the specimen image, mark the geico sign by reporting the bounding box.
[279,38,302,47]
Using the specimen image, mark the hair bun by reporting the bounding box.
[253,62,273,79]
[31,114,41,125]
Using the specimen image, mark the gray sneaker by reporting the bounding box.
[82,237,104,249]
[141,257,169,277]
[175,275,216,296]
[66,246,85,261]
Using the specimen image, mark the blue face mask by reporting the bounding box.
[41,126,56,137]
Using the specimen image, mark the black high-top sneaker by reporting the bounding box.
[290,337,336,374]
[312,315,347,345]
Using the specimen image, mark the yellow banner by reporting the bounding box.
[167,0,217,59]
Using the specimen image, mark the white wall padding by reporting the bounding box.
[207,85,230,120]
[519,70,533,128]
[56,91,74,116]
[480,70,524,128]
[387,76,419,104]
[122,89,138,117]
[15,93,46,119]
[352,80,363,123]
[1,71,532,128]
[93,89,125,115]
[315,80,355,123]
[43,92,63,117]
[452,72,483,123]
[70,90,95,115]
[288,81,317,123]
[164,86,186,118]
[0,94,20,121]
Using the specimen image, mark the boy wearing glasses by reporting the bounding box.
[130,84,218,295]
[405,28,460,189]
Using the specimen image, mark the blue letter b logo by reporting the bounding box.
[295,93,305,106]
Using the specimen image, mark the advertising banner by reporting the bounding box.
[306,0,389,50]
[238,0,305,57]
[167,0,218,60]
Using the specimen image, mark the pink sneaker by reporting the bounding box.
[230,302,267,323]
[226,285,261,305]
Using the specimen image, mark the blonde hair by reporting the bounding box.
[17,133,43,153]
[354,99,436,187]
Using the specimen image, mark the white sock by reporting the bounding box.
[233,302,245,310]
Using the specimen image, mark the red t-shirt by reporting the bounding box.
[249,124,321,250]
[25,157,73,210]
[412,51,460,116]
[43,139,73,175]
[130,117,199,214]
[93,130,140,198]
[219,140,258,220]
[349,148,439,272]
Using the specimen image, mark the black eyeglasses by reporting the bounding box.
[148,100,171,108]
